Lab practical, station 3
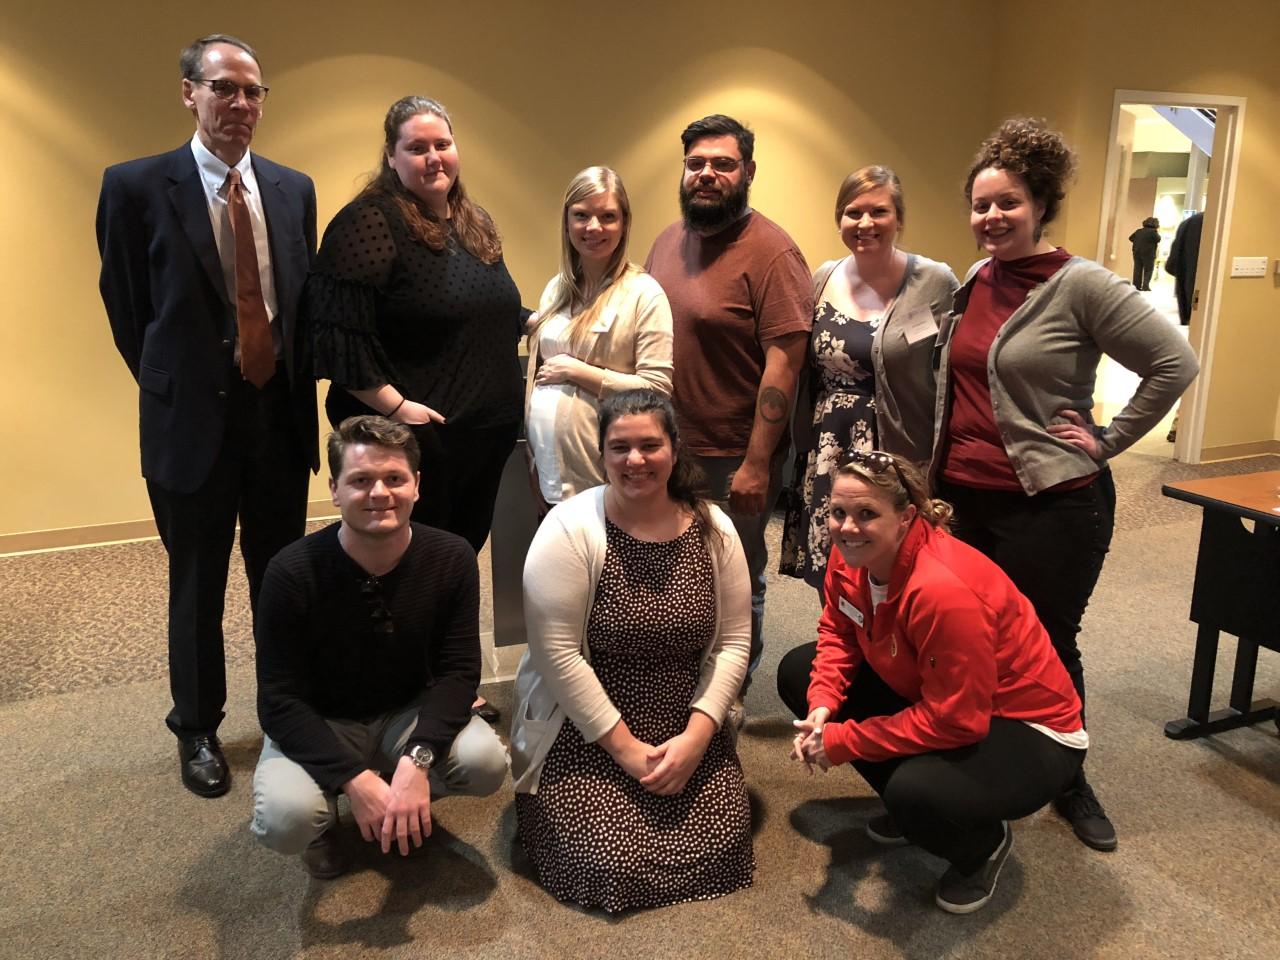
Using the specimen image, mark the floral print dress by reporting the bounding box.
[779,299,879,590]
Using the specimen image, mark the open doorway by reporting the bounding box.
[1094,90,1247,465]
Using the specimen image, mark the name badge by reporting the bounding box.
[590,307,617,334]
[838,595,865,627]
[897,307,939,345]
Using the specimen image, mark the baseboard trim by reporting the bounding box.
[1200,439,1280,462]
[0,499,341,557]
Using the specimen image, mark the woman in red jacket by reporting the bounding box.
[778,451,1086,914]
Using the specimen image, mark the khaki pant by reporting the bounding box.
[250,711,508,855]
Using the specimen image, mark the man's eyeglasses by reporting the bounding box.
[359,576,394,635]
[683,156,742,175]
[840,449,905,487]
[191,78,270,104]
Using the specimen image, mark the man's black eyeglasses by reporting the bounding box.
[683,156,742,175]
[191,78,269,104]
[359,576,394,635]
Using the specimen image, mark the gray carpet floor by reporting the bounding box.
[1,450,1277,959]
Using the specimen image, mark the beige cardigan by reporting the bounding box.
[510,486,751,793]
[524,266,674,502]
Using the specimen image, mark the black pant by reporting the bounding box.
[778,643,1083,873]
[147,374,309,739]
[1132,256,1155,290]
[936,473,1115,722]
[409,421,519,554]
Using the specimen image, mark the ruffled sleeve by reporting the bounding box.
[308,200,400,389]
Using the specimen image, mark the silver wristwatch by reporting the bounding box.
[406,745,435,771]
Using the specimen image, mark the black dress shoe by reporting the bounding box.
[471,700,501,723]
[179,736,230,798]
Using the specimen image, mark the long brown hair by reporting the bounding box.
[359,95,502,264]
[531,166,635,351]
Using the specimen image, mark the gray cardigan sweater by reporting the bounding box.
[930,256,1199,495]
[796,253,959,465]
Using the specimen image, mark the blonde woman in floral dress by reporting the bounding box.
[780,166,957,595]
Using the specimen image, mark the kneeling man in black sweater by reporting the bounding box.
[250,415,507,877]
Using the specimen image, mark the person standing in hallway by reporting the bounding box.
[645,114,813,712]
[931,118,1198,852]
[1162,210,1202,442]
[1165,211,1203,324]
[96,34,318,798]
[1128,216,1160,290]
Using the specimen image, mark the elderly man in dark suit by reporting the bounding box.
[96,34,318,798]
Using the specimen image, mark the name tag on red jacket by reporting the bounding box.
[838,595,865,628]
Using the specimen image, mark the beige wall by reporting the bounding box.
[1,0,1276,541]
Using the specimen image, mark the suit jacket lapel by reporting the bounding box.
[253,158,299,375]
[254,159,290,298]
[167,147,231,312]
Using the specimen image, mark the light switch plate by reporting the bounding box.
[1230,256,1268,277]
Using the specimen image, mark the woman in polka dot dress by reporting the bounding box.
[511,389,754,912]
[309,95,525,554]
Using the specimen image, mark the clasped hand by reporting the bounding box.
[611,729,710,797]
[791,707,832,774]
[343,757,432,856]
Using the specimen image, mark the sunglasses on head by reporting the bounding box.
[840,449,905,486]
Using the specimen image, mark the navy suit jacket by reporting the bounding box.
[97,143,319,493]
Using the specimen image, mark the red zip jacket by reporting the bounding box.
[809,518,1082,765]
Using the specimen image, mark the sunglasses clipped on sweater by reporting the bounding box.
[358,575,395,635]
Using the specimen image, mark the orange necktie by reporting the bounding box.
[226,169,275,388]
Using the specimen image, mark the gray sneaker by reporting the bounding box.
[935,821,1013,915]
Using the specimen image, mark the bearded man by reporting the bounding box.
[645,114,813,711]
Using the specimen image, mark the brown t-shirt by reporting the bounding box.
[645,212,812,456]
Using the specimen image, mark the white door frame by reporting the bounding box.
[1095,89,1247,464]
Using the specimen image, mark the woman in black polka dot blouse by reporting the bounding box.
[309,95,525,553]
[510,389,755,912]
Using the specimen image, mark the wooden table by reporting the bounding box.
[1161,470,1280,738]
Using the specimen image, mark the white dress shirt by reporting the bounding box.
[189,135,281,355]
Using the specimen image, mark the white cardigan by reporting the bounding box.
[511,486,751,793]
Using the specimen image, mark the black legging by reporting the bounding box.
[778,642,1083,873]
[1133,256,1155,290]
[409,420,519,554]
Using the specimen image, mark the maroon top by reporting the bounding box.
[942,248,1074,491]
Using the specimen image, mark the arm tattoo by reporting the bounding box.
[758,385,787,424]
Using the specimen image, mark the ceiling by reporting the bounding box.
[1122,104,1195,153]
